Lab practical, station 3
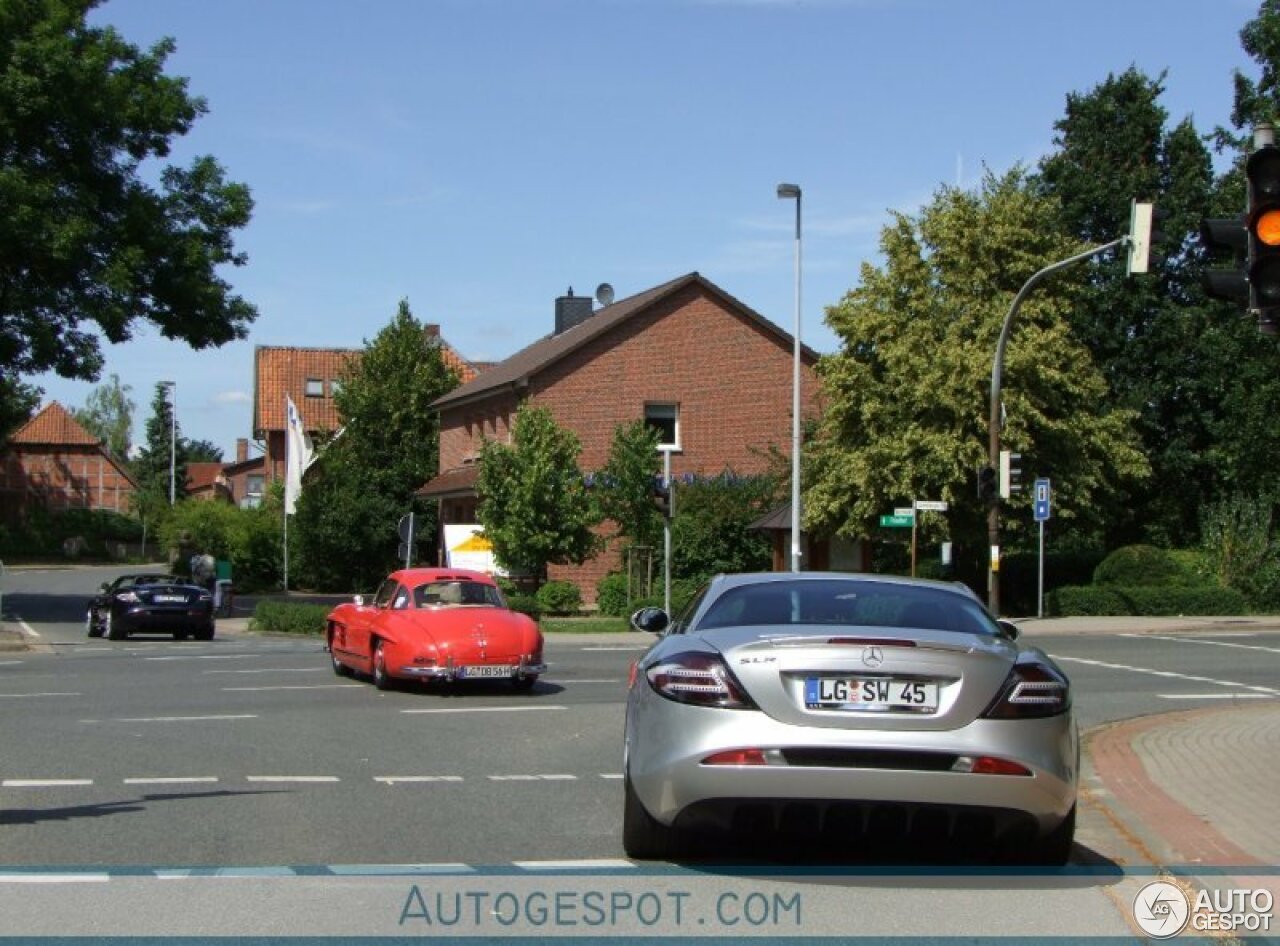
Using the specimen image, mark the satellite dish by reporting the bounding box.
[595,282,615,307]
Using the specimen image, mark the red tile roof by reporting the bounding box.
[254,334,479,436]
[185,462,226,493]
[8,402,100,446]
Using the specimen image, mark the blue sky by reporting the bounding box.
[32,0,1261,458]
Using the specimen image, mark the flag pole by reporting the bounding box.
[283,394,290,592]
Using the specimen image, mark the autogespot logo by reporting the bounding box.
[1133,881,1191,939]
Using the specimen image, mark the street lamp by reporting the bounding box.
[777,182,803,572]
[161,381,176,504]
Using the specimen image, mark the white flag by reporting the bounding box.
[284,395,314,515]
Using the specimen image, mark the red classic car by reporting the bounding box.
[326,568,546,691]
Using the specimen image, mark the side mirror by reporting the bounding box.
[99,582,111,592]
[352,594,365,607]
[997,619,1020,641]
[630,606,670,634]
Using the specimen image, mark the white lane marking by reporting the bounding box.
[0,692,81,699]
[549,678,622,684]
[83,714,259,723]
[246,776,340,784]
[325,864,475,876]
[401,705,567,715]
[0,874,109,884]
[203,667,326,675]
[0,660,25,666]
[599,773,624,780]
[1052,655,1280,695]
[580,646,646,652]
[1120,632,1280,655]
[17,620,40,639]
[76,647,112,652]
[221,684,363,692]
[487,774,577,781]
[374,776,465,784]
[144,655,256,662]
[513,859,636,870]
[123,777,219,785]
[2,779,93,788]
[1158,693,1274,700]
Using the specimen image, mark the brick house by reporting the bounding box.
[0,402,137,521]
[182,439,267,508]
[252,328,478,485]
[419,273,826,600]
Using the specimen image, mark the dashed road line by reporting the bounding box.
[122,777,219,785]
[81,714,259,723]
[374,776,464,784]
[245,776,340,784]
[2,779,93,788]
[144,654,257,662]
[1120,632,1280,655]
[1157,693,1273,700]
[0,692,81,699]
[220,684,363,692]
[1052,655,1280,695]
[0,873,109,884]
[513,859,635,870]
[203,667,326,675]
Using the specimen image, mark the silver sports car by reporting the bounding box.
[622,572,1077,864]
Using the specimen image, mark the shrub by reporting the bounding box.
[1046,584,1247,617]
[505,594,543,620]
[251,601,331,635]
[1093,545,1186,587]
[596,572,630,617]
[535,580,582,615]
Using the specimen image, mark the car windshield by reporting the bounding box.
[413,580,504,608]
[696,580,999,636]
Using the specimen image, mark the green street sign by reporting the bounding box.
[879,514,914,528]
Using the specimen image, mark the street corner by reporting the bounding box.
[1083,702,1280,869]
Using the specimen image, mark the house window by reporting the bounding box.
[305,378,323,397]
[241,473,265,510]
[645,403,680,450]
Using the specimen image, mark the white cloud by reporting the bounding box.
[213,390,252,406]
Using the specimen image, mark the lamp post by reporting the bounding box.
[161,381,176,505]
[777,182,803,572]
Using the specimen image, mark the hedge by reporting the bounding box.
[1045,584,1247,617]
[535,580,582,615]
[251,601,332,635]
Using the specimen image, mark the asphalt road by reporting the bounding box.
[3,565,1278,938]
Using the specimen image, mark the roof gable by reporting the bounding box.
[8,402,100,446]
[432,272,819,410]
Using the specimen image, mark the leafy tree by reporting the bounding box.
[1224,0,1280,145]
[671,472,780,581]
[596,420,663,552]
[0,0,256,387]
[185,439,223,463]
[806,168,1149,578]
[476,403,602,582]
[293,301,458,591]
[73,373,134,457]
[0,374,40,440]
[133,382,187,505]
[1035,68,1230,545]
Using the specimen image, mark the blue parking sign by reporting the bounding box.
[1034,478,1051,522]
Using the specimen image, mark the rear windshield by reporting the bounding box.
[697,580,998,636]
[413,580,505,609]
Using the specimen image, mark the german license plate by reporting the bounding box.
[457,665,515,679]
[153,594,186,603]
[804,677,938,710]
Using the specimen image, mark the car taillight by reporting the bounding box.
[645,651,756,709]
[982,658,1070,719]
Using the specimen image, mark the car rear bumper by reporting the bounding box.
[116,608,215,632]
[396,658,547,681]
[626,701,1077,835]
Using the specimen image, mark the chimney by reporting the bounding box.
[236,438,248,463]
[554,287,595,335]
[424,323,440,338]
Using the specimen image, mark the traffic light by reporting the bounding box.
[652,479,672,519]
[1248,143,1280,334]
[999,450,1022,499]
[977,465,997,504]
[1200,215,1250,308]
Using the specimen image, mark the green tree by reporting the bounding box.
[293,301,458,591]
[133,382,187,505]
[1035,68,1229,545]
[73,373,134,457]
[0,374,40,440]
[477,403,601,582]
[0,0,256,387]
[806,168,1149,579]
[671,472,779,580]
[184,439,223,463]
[596,420,663,553]
[1225,0,1280,143]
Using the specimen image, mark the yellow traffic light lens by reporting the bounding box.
[1256,209,1280,246]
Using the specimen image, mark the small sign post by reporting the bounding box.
[1034,478,1051,618]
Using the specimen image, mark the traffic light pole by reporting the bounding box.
[987,237,1127,615]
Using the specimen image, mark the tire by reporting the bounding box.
[196,624,215,641]
[372,640,395,691]
[512,675,537,692]
[174,631,190,641]
[622,772,683,861]
[105,611,127,641]
[86,610,104,638]
[330,631,351,677]
[1009,804,1076,866]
